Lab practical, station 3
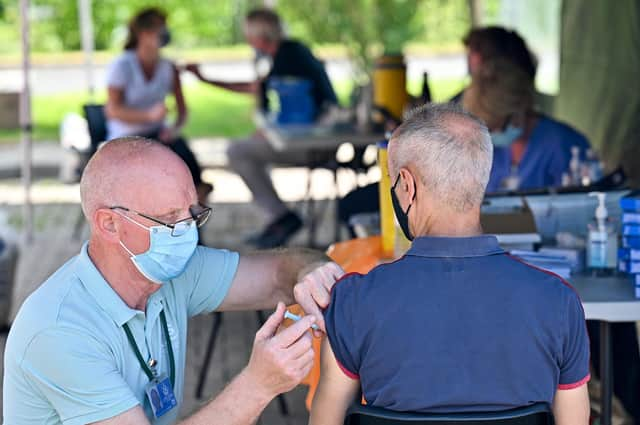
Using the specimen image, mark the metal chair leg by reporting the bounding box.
[306,168,318,247]
[255,310,290,416]
[333,169,342,242]
[195,311,223,399]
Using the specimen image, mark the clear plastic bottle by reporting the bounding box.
[569,146,582,186]
[586,192,618,273]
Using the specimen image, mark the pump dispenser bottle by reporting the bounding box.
[587,192,618,273]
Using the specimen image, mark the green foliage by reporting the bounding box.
[0,0,489,53]
[279,0,423,79]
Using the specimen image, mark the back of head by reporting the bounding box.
[124,7,167,50]
[462,57,535,128]
[389,103,493,213]
[244,8,283,43]
[80,137,190,226]
[463,26,537,79]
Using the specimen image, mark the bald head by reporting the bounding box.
[389,103,493,213]
[80,137,196,225]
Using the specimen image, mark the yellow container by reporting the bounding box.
[378,142,395,256]
[373,54,409,122]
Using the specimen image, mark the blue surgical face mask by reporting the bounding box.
[118,214,198,284]
[490,124,523,147]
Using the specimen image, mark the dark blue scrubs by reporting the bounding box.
[487,116,590,192]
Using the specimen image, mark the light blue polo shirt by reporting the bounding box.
[3,242,239,424]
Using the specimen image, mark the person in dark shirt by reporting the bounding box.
[186,8,338,248]
[310,103,590,425]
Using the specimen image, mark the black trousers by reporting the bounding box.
[587,321,640,424]
[338,183,380,238]
[144,131,203,186]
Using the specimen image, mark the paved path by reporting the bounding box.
[0,55,468,94]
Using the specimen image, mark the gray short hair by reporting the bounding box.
[389,103,493,213]
[244,8,283,43]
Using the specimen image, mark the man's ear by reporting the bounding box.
[93,208,121,243]
[468,50,482,75]
[399,168,416,202]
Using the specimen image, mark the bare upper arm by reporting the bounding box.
[105,86,125,118]
[552,385,590,425]
[309,338,360,425]
[216,253,281,311]
[89,405,150,425]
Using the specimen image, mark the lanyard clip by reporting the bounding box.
[148,358,159,377]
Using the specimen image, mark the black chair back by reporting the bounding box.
[344,403,553,425]
[83,104,107,154]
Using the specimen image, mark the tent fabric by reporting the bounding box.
[556,0,640,184]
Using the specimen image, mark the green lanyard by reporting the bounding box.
[122,310,175,388]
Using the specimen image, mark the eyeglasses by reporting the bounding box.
[110,204,212,237]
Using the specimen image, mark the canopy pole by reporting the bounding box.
[19,0,33,244]
[468,0,483,28]
[78,0,95,98]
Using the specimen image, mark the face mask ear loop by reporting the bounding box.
[115,212,150,258]
[119,240,137,258]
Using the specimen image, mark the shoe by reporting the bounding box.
[252,212,303,249]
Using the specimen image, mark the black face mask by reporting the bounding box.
[391,174,416,241]
[159,27,171,47]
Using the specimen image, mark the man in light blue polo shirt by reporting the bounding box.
[3,137,344,424]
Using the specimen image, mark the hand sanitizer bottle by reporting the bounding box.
[569,146,582,186]
[587,192,618,274]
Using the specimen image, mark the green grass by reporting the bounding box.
[0,77,467,144]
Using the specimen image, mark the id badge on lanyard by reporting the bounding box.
[123,310,177,419]
[145,374,177,419]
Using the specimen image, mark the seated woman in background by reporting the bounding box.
[105,7,211,203]
[463,58,590,193]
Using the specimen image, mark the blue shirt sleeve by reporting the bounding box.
[323,274,362,379]
[173,246,240,317]
[20,328,140,425]
[558,291,591,388]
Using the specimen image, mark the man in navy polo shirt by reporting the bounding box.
[310,103,590,425]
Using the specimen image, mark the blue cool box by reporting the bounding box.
[268,78,316,125]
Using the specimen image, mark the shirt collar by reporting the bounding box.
[406,235,504,258]
[73,242,140,327]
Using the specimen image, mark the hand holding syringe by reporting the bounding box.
[285,310,320,332]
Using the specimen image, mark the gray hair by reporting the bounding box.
[389,102,493,213]
[244,8,283,43]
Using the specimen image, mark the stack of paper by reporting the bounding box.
[509,250,574,279]
[618,190,640,298]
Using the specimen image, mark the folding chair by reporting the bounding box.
[83,103,107,155]
[344,402,553,425]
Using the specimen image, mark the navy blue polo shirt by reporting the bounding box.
[324,236,590,413]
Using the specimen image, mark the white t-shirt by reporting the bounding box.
[106,50,174,140]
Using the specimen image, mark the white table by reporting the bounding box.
[254,113,384,152]
[572,275,640,425]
